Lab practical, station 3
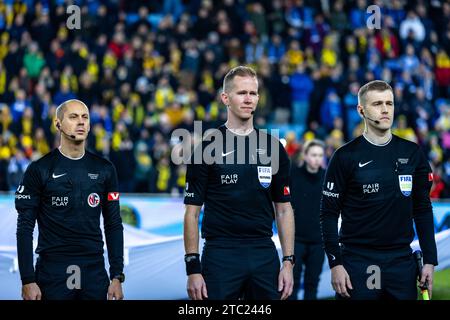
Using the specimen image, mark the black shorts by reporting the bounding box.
[336,245,418,300]
[35,255,110,300]
[201,238,281,300]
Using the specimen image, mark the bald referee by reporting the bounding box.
[15,99,124,300]
[320,80,438,300]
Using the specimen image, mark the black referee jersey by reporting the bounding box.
[320,134,438,268]
[15,148,124,285]
[184,125,291,239]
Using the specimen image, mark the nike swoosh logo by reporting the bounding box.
[359,160,373,168]
[221,150,235,157]
[329,254,336,261]
[52,173,67,179]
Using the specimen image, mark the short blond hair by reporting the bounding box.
[222,66,257,93]
[358,80,393,106]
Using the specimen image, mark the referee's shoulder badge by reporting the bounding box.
[398,175,413,196]
[108,192,120,201]
[257,166,272,188]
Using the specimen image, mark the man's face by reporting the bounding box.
[360,90,394,131]
[304,146,324,171]
[59,102,90,140]
[221,75,259,121]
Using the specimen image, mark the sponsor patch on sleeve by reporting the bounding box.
[108,192,120,201]
[428,173,434,182]
[284,186,290,196]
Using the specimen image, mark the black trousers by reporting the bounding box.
[336,245,418,300]
[201,238,281,300]
[288,241,325,300]
[35,255,110,300]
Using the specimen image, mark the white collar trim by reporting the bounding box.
[224,124,254,136]
[363,133,392,147]
[58,147,85,160]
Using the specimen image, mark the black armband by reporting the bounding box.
[184,253,202,275]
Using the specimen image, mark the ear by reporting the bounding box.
[55,120,60,129]
[357,105,364,118]
[220,91,229,107]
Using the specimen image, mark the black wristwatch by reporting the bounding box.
[282,255,296,266]
[112,273,125,283]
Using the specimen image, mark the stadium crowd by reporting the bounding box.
[0,0,449,197]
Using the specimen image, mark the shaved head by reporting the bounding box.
[56,99,89,121]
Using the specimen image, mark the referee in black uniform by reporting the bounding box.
[15,99,125,300]
[289,139,325,300]
[183,66,295,300]
[320,80,438,300]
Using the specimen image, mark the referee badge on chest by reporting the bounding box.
[398,175,413,196]
[257,166,272,188]
[87,193,101,207]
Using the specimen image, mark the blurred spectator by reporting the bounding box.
[267,33,286,64]
[285,131,300,158]
[290,64,313,127]
[350,0,369,29]
[155,156,171,193]
[386,0,406,28]
[343,82,361,139]
[392,115,417,143]
[134,138,153,193]
[11,89,29,122]
[399,10,426,48]
[110,121,136,192]
[6,148,29,191]
[320,89,342,131]
[329,0,348,32]
[306,14,330,56]
[286,0,314,30]
[375,28,400,59]
[53,82,76,106]
[400,44,420,74]
[435,49,450,97]
[23,42,45,79]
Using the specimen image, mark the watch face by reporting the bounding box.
[283,255,295,265]
[115,274,125,282]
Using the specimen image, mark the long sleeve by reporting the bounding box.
[320,150,348,268]
[184,142,209,206]
[412,147,438,266]
[102,162,124,278]
[15,162,41,284]
[271,141,291,203]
